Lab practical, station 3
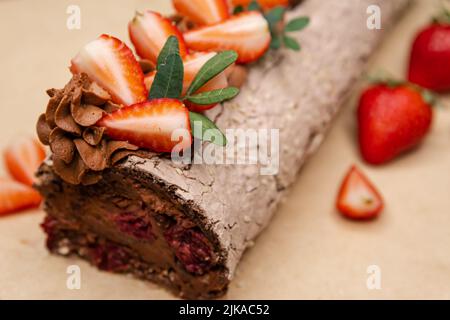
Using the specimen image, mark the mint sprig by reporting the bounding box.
[149,36,184,99]
[284,17,310,32]
[149,37,239,146]
[187,88,239,105]
[185,50,238,97]
[271,13,309,51]
[149,53,184,99]
[157,36,181,66]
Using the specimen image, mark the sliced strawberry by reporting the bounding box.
[71,34,147,106]
[4,137,46,187]
[144,52,229,111]
[129,11,188,65]
[97,99,192,153]
[173,0,230,26]
[336,166,384,220]
[144,72,156,92]
[0,178,41,216]
[232,0,289,10]
[184,11,271,64]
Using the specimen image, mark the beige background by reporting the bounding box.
[0,0,449,299]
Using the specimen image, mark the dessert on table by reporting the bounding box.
[34,0,408,299]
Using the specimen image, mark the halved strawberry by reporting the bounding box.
[144,72,156,92]
[70,34,147,106]
[0,178,41,216]
[232,0,289,10]
[184,11,271,64]
[336,166,384,220]
[4,137,46,187]
[145,52,229,111]
[129,10,188,65]
[97,99,192,153]
[173,0,230,26]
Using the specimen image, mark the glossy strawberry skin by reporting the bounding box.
[408,24,450,92]
[129,11,188,65]
[184,11,271,64]
[97,99,192,153]
[173,0,230,26]
[358,85,433,165]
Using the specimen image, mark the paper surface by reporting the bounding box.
[0,0,449,299]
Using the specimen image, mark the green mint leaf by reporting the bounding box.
[156,36,180,69]
[186,50,238,97]
[248,0,261,11]
[265,6,285,26]
[283,36,301,51]
[189,112,227,146]
[233,5,244,14]
[187,87,239,105]
[149,53,184,99]
[284,16,310,32]
[270,35,282,49]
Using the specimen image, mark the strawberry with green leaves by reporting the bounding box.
[358,82,433,165]
[145,51,230,111]
[408,10,450,92]
[97,36,238,152]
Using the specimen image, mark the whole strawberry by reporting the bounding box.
[408,13,450,92]
[358,83,433,165]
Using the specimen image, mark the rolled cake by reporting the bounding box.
[35,0,408,299]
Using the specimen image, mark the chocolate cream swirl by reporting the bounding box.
[36,73,143,185]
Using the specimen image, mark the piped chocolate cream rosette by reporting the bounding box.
[36,74,141,185]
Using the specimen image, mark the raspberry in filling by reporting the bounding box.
[91,243,131,272]
[112,212,155,241]
[164,224,214,275]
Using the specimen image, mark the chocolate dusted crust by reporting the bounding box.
[36,0,410,299]
[37,161,229,299]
